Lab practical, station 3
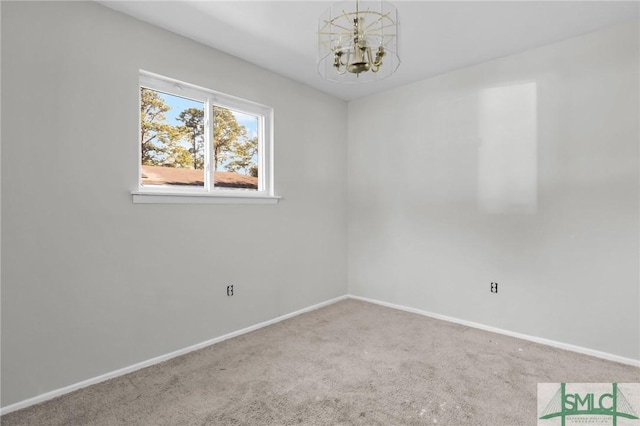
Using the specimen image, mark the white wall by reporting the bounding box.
[1,1,347,406]
[348,22,639,360]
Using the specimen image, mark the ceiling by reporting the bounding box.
[99,1,639,101]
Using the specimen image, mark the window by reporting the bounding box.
[133,71,278,204]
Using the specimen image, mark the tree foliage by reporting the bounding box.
[177,108,204,170]
[227,136,259,177]
[213,107,246,170]
[140,88,185,166]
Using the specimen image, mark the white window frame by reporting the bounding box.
[132,71,279,204]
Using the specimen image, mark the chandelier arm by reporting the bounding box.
[364,12,392,30]
[365,24,397,34]
[370,48,379,73]
[325,22,356,33]
[342,50,351,67]
[368,47,375,69]
[382,37,396,48]
[319,20,332,31]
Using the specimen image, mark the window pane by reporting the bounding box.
[213,106,259,190]
[140,87,205,188]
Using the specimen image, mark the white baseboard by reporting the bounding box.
[348,294,640,368]
[0,294,348,416]
[3,293,637,415]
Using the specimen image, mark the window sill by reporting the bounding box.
[131,191,281,204]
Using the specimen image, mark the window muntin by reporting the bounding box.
[138,72,274,197]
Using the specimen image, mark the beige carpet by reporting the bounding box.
[2,299,638,425]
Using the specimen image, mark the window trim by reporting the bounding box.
[133,70,279,204]
[131,191,280,204]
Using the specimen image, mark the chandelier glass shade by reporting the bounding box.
[318,0,400,83]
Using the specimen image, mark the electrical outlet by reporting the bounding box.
[491,282,498,294]
[227,285,234,296]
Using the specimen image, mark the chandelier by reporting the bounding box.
[318,0,400,83]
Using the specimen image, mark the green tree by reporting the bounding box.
[227,136,258,177]
[177,108,204,170]
[213,107,246,170]
[139,88,184,166]
[169,145,194,168]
